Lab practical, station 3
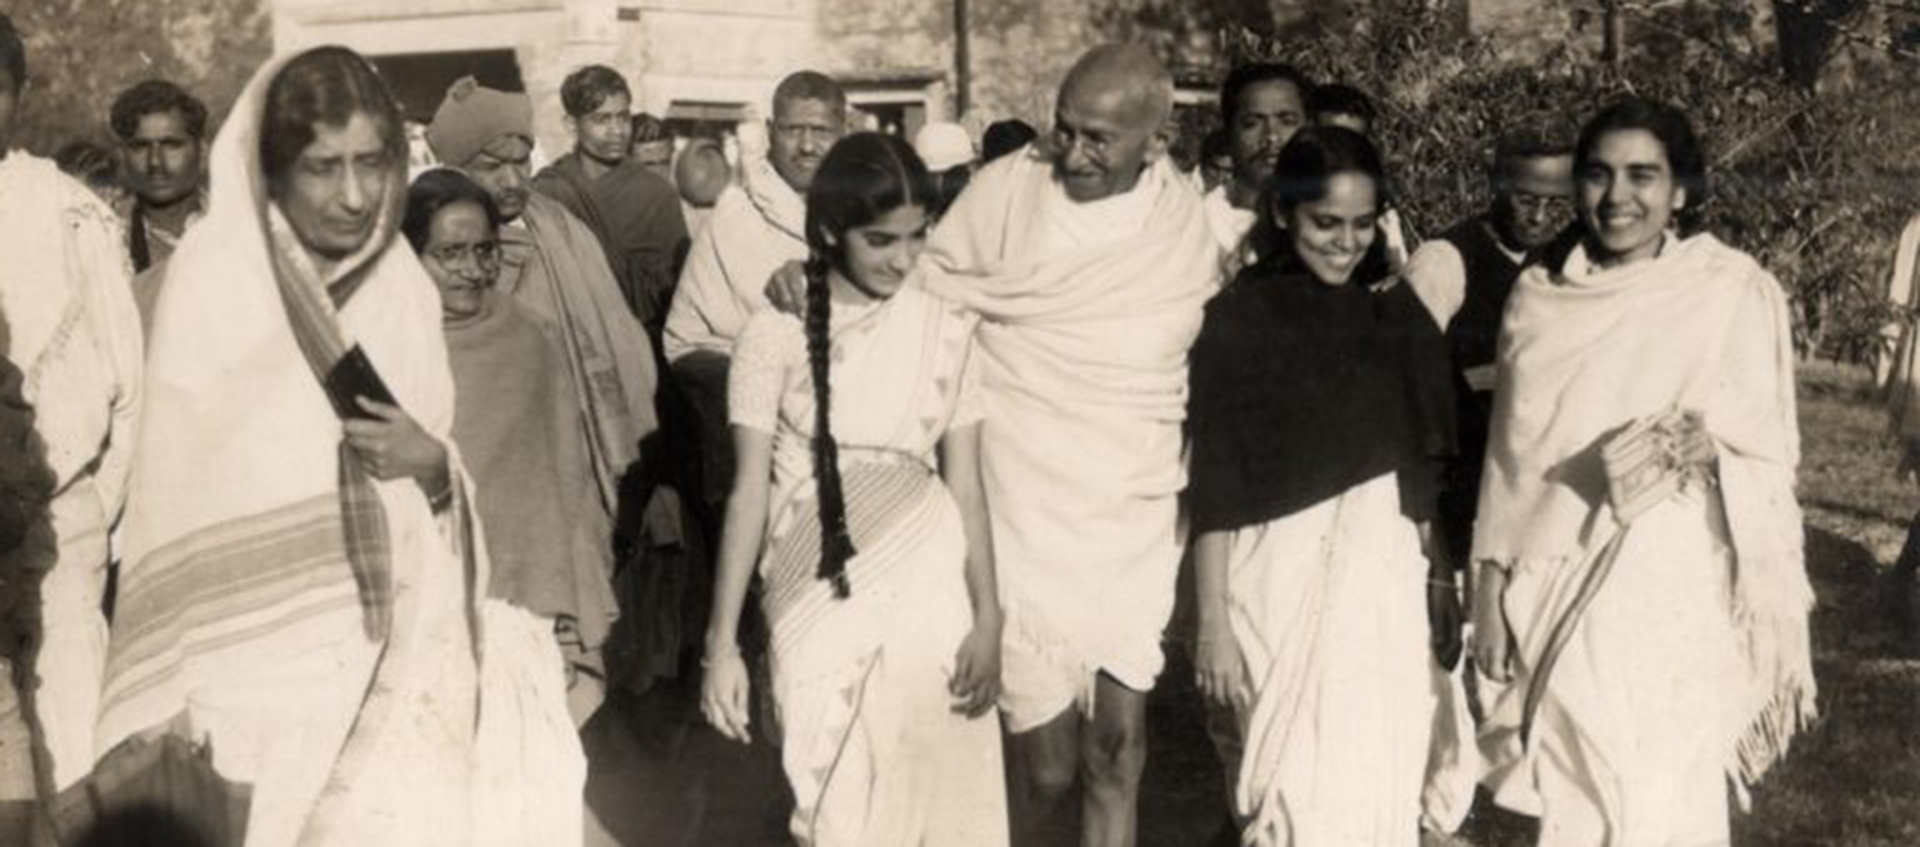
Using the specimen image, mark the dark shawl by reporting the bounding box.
[1188,257,1456,534]
[531,153,690,338]
[445,292,616,647]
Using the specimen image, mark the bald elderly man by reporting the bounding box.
[765,43,1218,847]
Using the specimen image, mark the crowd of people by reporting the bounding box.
[0,8,1828,847]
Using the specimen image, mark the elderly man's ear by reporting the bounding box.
[1144,119,1175,164]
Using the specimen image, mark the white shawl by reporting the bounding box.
[1475,232,1815,786]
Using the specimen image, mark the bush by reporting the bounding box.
[1220,2,1920,364]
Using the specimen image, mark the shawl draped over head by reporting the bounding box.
[532,152,689,332]
[1474,232,1815,787]
[1187,260,1455,535]
[96,48,582,845]
[444,291,617,651]
[661,148,809,362]
[918,148,1219,704]
[504,192,660,511]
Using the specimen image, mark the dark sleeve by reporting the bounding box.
[1382,284,1456,522]
[0,353,55,667]
[1187,296,1249,534]
[625,176,693,335]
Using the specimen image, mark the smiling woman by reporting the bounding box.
[1186,126,1464,846]
[1472,97,1813,846]
[700,132,1009,846]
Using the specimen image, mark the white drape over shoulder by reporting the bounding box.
[97,49,581,847]
[918,149,1217,726]
[1474,234,1814,831]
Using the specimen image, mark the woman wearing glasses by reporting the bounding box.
[405,167,619,735]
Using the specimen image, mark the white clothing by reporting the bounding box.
[0,152,142,792]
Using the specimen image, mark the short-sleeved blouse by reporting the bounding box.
[728,284,983,513]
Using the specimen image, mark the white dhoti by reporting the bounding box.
[919,149,1219,731]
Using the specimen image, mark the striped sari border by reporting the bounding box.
[764,464,946,655]
[103,495,360,712]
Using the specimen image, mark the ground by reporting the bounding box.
[584,362,1920,846]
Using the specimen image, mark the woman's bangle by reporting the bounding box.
[700,643,741,668]
[1427,577,1458,589]
[426,478,454,514]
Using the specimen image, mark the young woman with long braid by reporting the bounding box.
[698,132,1007,846]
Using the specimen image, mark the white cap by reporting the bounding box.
[913,122,977,173]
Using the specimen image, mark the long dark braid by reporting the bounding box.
[800,132,937,599]
[804,253,856,597]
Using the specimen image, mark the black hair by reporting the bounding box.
[1572,96,1710,231]
[799,132,937,597]
[54,141,117,187]
[981,119,1037,163]
[403,168,502,253]
[630,111,670,143]
[0,14,23,92]
[1219,62,1314,129]
[110,79,209,141]
[259,47,407,191]
[773,70,846,115]
[931,167,971,217]
[1249,126,1392,278]
[1490,123,1570,186]
[561,65,629,117]
[1308,83,1375,126]
[1201,127,1231,162]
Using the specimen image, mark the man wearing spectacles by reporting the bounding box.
[1404,127,1576,570]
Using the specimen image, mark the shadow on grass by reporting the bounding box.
[1733,524,1920,846]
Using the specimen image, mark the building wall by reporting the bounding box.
[264,0,1570,160]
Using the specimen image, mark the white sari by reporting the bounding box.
[94,49,581,847]
[728,285,1007,847]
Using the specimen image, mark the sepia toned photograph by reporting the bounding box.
[0,0,1913,844]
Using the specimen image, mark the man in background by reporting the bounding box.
[631,111,675,180]
[533,65,688,338]
[111,79,208,328]
[111,79,207,274]
[663,70,845,522]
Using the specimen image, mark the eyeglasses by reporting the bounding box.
[425,240,501,269]
[1510,191,1574,216]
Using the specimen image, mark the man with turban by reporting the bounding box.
[427,77,661,723]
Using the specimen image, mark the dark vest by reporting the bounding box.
[1435,215,1525,559]
[1439,216,1524,372]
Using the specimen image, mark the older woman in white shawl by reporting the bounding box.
[93,47,580,847]
[1472,98,1815,846]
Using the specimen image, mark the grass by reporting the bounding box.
[1731,362,1920,847]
